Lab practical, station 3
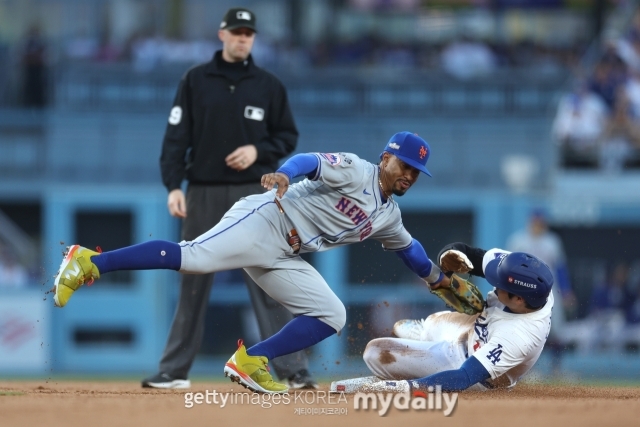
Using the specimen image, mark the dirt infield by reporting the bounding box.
[1,380,639,427]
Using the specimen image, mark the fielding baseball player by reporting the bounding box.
[52,131,474,394]
[335,243,554,394]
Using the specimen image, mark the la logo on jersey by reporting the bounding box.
[486,344,503,365]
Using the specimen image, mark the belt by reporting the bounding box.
[274,198,301,254]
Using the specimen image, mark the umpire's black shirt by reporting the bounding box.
[160,50,298,192]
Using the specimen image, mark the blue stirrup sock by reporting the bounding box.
[246,315,336,360]
[91,240,181,273]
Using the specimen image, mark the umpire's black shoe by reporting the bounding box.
[287,369,319,390]
[141,372,191,389]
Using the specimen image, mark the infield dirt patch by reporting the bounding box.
[0,380,639,427]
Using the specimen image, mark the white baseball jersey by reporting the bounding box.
[279,152,413,253]
[467,248,553,388]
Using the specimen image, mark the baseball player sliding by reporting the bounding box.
[51,131,526,394]
[333,243,554,394]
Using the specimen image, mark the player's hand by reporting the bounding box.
[167,189,187,218]
[261,172,290,198]
[429,275,451,290]
[226,145,258,171]
[439,249,474,273]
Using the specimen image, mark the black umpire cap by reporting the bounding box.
[220,7,257,32]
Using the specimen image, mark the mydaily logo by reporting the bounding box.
[354,385,458,416]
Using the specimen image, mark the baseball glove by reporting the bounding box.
[429,274,485,315]
[439,249,474,274]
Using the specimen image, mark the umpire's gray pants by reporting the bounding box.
[158,183,309,380]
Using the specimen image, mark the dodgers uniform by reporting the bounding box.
[363,248,554,390]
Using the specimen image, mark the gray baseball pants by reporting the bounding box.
[179,191,347,333]
[158,183,311,379]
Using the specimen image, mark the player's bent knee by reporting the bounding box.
[363,339,385,364]
[316,292,346,332]
[362,341,377,366]
[326,303,347,333]
[337,304,347,329]
[362,338,391,375]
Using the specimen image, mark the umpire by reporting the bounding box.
[142,7,317,389]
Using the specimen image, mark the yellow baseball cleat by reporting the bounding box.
[224,340,289,394]
[53,245,101,307]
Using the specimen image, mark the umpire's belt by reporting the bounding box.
[274,198,301,255]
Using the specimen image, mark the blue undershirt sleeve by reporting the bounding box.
[396,238,444,284]
[276,153,319,181]
[412,355,491,392]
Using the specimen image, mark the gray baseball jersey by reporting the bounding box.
[178,152,415,332]
[279,152,413,253]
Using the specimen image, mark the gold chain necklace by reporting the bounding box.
[378,169,392,200]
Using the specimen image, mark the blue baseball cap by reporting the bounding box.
[484,252,554,308]
[380,131,432,177]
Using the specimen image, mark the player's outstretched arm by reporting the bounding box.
[262,153,320,198]
[394,238,444,286]
[395,239,485,314]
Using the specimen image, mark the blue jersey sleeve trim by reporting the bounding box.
[395,238,433,278]
[412,356,491,392]
[276,153,319,181]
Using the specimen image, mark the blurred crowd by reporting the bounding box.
[64,33,578,78]
[553,11,640,173]
[63,33,219,73]
[561,260,640,353]
[10,25,582,109]
[304,35,579,77]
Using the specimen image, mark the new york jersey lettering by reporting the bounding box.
[334,197,369,226]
